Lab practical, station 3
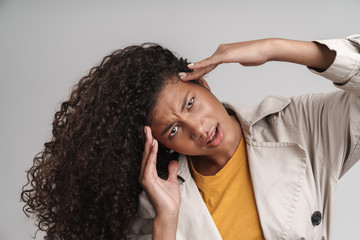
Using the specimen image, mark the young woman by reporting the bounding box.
[22,35,360,239]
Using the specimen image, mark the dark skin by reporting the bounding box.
[139,38,336,240]
[151,78,242,175]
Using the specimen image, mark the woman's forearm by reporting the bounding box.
[266,38,336,71]
[181,37,337,81]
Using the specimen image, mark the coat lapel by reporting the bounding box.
[176,155,222,240]
[236,96,308,239]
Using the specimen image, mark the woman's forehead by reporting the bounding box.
[150,79,210,126]
[148,84,184,136]
[152,82,187,117]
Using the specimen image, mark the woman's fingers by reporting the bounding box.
[139,139,158,188]
[188,55,219,69]
[139,126,154,181]
[144,138,158,176]
[167,160,179,183]
[179,47,225,81]
[179,64,217,81]
[179,40,273,82]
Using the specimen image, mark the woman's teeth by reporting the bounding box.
[209,128,217,143]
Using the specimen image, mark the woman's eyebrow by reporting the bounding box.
[161,121,176,136]
[180,91,189,111]
[161,91,189,136]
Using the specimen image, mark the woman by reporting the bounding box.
[22,35,360,239]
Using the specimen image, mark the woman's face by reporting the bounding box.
[150,78,242,161]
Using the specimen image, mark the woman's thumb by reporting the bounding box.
[167,160,179,182]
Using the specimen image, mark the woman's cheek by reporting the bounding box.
[170,141,189,155]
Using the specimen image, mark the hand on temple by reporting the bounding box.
[139,126,180,239]
[179,39,272,81]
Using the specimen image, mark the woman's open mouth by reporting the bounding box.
[206,124,224,147]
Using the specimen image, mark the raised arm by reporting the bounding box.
[181,35,360,179]
[179,38,336,81]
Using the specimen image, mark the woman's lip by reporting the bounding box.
[206,124,223,147]
[202,125,216,147]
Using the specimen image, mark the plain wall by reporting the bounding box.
[0,0,359,239]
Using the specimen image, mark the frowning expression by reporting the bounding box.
[150,78,241,161]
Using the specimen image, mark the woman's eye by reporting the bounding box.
[170,126,179,137]
[187,98,194,109]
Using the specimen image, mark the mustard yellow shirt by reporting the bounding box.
[189,137,264,240]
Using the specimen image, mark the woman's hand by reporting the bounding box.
[179,38,336,81]
[139,126,180,239]
[179,39,273,81]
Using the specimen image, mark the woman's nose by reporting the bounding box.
[191,134,200,140]
[189,118,206,141]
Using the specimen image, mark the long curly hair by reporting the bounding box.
[21,43,191,239]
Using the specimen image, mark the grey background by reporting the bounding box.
[0,0,359,239]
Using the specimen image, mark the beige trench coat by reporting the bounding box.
[130,35,360,240]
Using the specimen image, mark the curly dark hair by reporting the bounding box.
[21,43,191,239]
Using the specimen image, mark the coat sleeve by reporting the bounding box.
[128,192,154,240]
[283,35,360,179]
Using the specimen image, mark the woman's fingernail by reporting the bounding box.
[178,72,187,79]
[188,63,195,67]
[152,139,156,146]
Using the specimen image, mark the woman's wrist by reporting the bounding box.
[153,214,178,240]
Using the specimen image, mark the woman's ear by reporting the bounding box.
[198,78,211,91]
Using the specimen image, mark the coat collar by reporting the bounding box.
[176,94,293,184]
[177,95,292,181]
[233,95,291,137]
